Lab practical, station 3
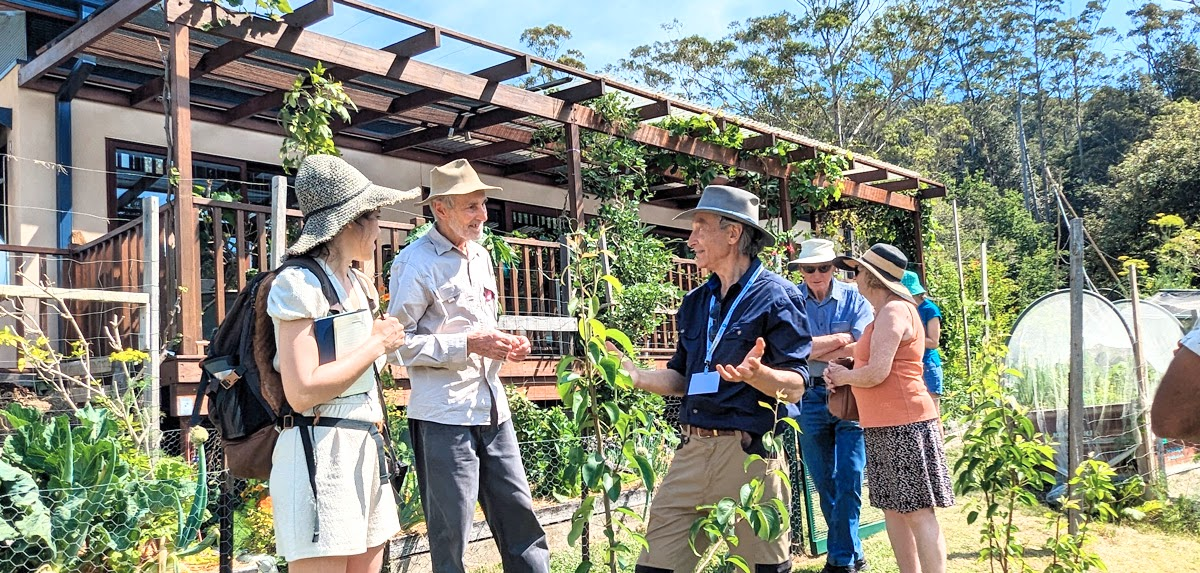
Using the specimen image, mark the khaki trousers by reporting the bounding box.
[638,433,791,571]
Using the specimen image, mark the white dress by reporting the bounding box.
[265,259,400,561]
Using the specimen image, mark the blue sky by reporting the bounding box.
[310,0,1144,85]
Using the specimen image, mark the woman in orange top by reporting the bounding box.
[824,244,953,573]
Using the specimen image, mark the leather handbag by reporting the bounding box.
[826,357,859,422]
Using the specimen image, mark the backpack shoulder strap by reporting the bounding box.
[281,256,341,307]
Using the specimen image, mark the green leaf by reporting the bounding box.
[600,274,625,294]
[574,562,593,573]
[605,329,636,356]
[726,555,751,573]
[631,453,656,492]
[743,453,763,473]
[567,495,595,546]
[583,452,605,489]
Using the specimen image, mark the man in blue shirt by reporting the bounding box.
[790,238,874,573]
[617,185,811,573]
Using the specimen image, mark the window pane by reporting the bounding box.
[112,147,170,222]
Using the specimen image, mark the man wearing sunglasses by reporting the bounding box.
[789,238,874,573]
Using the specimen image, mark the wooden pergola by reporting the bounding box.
[11,0,944,361]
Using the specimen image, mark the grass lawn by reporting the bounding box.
[793,496,1200,573]
[514,494,1200,573]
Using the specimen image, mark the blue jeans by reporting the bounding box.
[797,386,866,567]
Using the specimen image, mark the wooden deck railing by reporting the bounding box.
[4,198,703,382]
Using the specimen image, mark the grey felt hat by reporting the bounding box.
[673,185,776,247]
[285,155,421,257]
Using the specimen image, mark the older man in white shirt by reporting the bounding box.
[387,159,549,573]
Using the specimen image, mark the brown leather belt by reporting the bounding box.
[682,424,739,438]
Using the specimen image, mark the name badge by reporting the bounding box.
[687,371,721,395]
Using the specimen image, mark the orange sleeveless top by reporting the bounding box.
[851,301,939,428]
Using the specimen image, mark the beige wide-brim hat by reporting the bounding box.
[285,155,421,257]
[673,185,776,247]
[789,238,837,265]
[416,158,503,207]
[833,243,915,303]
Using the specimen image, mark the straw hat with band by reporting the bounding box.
[673,185,776,247]
[285,155,421,257]
[833,243,915,303]
[417,159,502,207]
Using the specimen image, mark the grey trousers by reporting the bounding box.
[409,419,550,573]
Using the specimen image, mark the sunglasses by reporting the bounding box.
[800,264,833,274]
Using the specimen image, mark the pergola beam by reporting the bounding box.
[874,179,920,192]
[383,28,441,57]
[156,0,918,211]
[843,168,889,183]
[381,126,453,154]
[19,0,159,86]
[636,100,671,121]
[503,155,561,176]
[129,0,336,106]
[462,79,604,132]
[450,139,528,162]
[742,134,777,150]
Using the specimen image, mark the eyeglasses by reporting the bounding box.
[800,264,833,274]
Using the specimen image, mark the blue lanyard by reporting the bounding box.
[704,264,764,371]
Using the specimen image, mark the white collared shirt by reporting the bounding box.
[386,226,508,426]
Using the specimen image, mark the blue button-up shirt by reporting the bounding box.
[799,279,874,378]
[667,259,812,435]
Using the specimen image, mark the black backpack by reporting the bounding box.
[191,256,403,541]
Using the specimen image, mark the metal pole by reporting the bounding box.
[142,196,161,465]
[1068,218,1085,535]
[270,175,288,269]
[980,241,991,343]
[952,200,972,376]
[1128,263,1160,497]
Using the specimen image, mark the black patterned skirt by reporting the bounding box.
[863,418,955,513]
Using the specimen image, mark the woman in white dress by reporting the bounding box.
[267,154,417,573]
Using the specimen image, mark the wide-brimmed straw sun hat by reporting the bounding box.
[673,185,776,247]
[416,159,503,207]
[285,155,421,257]
[901,270,927,297]
[833,243,915,303]
[789,238,837,265]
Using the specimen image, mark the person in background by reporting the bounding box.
[268,155,413,573]
[387,159,549,573]
[789,238,874,573]
[1151,323,1200,442]
[901,271,944,407]
[825,244,953,573]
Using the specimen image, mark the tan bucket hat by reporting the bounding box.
[285,155,420,257]
[416,159,503,207]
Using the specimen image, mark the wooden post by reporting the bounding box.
[912,199,926,282]
[778,176,793,237]
[1068,218,1085,535]
[952,200,971,377]
[1128,263,1161,496]
[270,175,287,269]
[168,22,200,356]
[142,196,161,464]
[980,241,991,343]
[564,123,584,230]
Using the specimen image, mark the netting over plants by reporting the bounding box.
[1005,290,1139,477]
[1112,299,1186,382]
